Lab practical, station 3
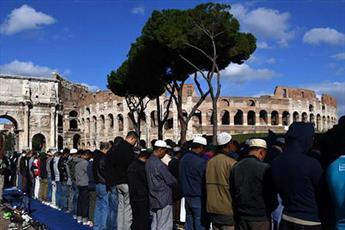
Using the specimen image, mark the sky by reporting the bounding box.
[0,0,344,117]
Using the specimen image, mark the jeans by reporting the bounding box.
[51,181,57,205]
[77,186,89,219]
[60,181,69,211]
[55,181,62,208]
[117,184,132,230]
[47,177,52,202]
[68,184,77,214]
[185,197,207,230]
[94,184,109,230]
[107,186,118,230]
[151,205,173,230]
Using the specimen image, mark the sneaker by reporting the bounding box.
[77,216,82,223]
[87,221,93,227]
[73,215,77,220]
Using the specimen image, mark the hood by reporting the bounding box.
[286,122,314,154]
[73,157,83,163]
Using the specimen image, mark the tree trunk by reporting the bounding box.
[156,97,163,140]
[212,97,218,145]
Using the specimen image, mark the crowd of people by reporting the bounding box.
[0,116,344,230]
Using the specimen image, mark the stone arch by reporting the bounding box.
[302,112,308,122]
[221,110,230,125]
[86,107,91,115]
[150,111,158,127]
[73,134,81,149]
[259,110,268,125]
[32,133,46,151]
[282,111,290,126]
[164,111,174,130]
[69,119,78,130]
[117,114,124,131]
[234,110,243,125]
[247,111,256,125]
[100,115,105,130]
[220,99,230,107]
[0,115,20,151]
[327,116,330,128]
[293,112,299,122]
[92,116,97,133]
[322,116,326,130]
[247,99,256,107]
[271,111,279,126]
[108,114,114,129]
[69,110,78,117]
[207,110,214,125]
[86,118,90,133]
[316,114,321,131]
[309,104,314,112]
[310,113,315,126]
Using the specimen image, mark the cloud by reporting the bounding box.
[257,41,271,49]
[306,82,345,116]
[80,83,100,92]
[0,60,58,77]
[221,63,279,84]
[0,5,56,35]
[248,55,276,65]
[329,62,345,75]
[131,6,145,15]
[331,52,345,60]
[303,28,345,46]
[231,4,294,47]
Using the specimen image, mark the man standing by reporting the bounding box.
[272,123,323,230]
[39,151,48,202]
[206,132,237,230]
[179,136,208,230]
[128,149,151,230]
[230,139,277,230]
[146,140,177,230]
[106,132,138,230]
[93,142,110,230]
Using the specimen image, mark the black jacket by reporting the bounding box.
[230,155,277,221]
[106,140,135,186]
[58,157,69,182]
[128,159,148,202]
[93,150,107,184]
[271,122,324,222]
[40,156,48,179]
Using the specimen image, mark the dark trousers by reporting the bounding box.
[235,219,270,230]
[130,200,150,230]
[280,220,322,230]
[77,186,89,219]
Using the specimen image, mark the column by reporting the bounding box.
[255,113,260,126]
[267,114,272,126]
[243,112,248,126]
[278,113,283,126]
[50,106,57,148]
[23,104,30,149]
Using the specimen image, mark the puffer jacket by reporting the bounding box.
[206,153,236,216]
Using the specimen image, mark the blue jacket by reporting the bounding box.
[272,122,324,222]
[145,154,177,210]
[179,151,207,197]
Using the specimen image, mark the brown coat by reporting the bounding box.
[206,153,237,216]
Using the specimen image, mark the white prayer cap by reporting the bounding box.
[154,140,167,148]
[193,136,207,146]
[217,132,232,146]
[248,138,267,149]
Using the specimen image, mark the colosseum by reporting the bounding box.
[0,73,338,151]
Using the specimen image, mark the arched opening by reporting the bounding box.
[164,111,173,130]
[293,112,299,122]
[247,100,256,107]
[271,111,279,125]
[221,110,230,125]
[32,133,46,151]
[118,114,124,131]
[282,111,290,126]
[69,110,78,117]
[58,114,63,132]
[86,107,91,115]
[58,135,63,150]
[316,114,321,131]
[73,134,81,149]
[310,113,315,126]
[327,116,330,128]
[247,111,256,125]
[108,114,114,129]
[100,115,105,130]
[69,119,78,130]
[302,112,308,122]
[86,118,90,133]
[259,110,268,125]
[322,116,326,130]
[220,99,230,107]
[93,116,97,133]
[234,110,243,125]
[207,110,214,125]
[150,111,158,127]
[0,115,18,152]
[309,104,314,112]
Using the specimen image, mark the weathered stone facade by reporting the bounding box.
[0,74,338,151]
